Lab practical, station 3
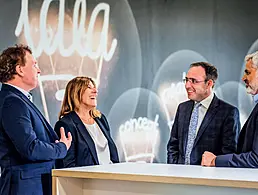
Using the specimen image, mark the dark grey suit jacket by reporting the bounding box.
[167,94,240,165]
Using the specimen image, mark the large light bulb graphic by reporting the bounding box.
[15,0,118,123]
[118,114,160,163]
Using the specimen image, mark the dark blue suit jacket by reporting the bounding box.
[54,111,119,168]
[216,103,258,167]
[0,84,67,195]
[167,94,240,165]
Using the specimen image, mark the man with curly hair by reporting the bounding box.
[0,45,72,195]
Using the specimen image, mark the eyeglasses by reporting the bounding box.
[183,77,207,84]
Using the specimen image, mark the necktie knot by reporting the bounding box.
[194,102,201,109]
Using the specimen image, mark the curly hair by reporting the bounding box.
[0,44,32,83]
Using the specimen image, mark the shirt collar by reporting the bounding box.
[253,94,258,104]
[198,92,214,109]
[5,83,31,101]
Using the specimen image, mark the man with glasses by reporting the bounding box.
[167,62,240,165]
[202,51,258,168]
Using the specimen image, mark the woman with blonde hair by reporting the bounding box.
[54,76,119,168]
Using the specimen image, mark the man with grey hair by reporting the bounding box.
[202,51,258,168]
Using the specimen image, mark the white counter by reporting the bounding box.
[52,163,258,195]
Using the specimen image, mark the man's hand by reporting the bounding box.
[55,127,72,150]
[201,151,216,167]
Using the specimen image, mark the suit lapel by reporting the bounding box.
[193,95,219,148]
[21,94,58,141]
[1,84,58,141]
[70,112,99,164]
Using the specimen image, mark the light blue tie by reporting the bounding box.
[185,102,201,165]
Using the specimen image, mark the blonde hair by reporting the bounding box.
[59,76,101,119]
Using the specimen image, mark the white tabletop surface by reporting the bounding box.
[53,162,258,182]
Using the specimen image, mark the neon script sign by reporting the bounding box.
[14,0,118,121]
[15,0,117,60]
